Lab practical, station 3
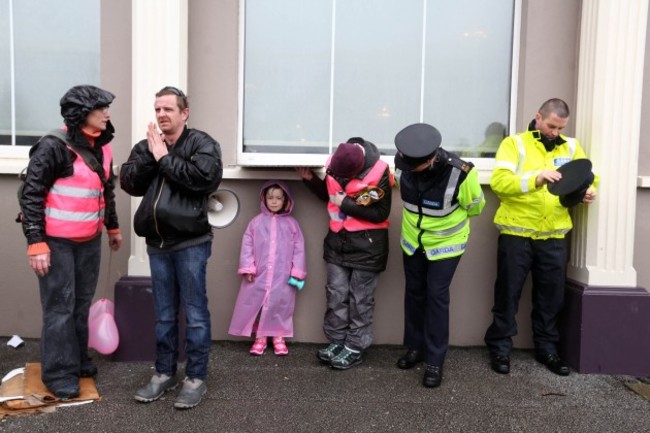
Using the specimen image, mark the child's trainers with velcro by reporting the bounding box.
[317,342,344,362]
[330,346,363,369]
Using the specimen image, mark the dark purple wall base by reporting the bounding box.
[560,279,650,376]
[112,276,186,362]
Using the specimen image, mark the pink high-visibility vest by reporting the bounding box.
[44,145,112,239]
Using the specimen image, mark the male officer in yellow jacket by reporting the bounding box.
[394,123,485,388]
[484,98,598,376]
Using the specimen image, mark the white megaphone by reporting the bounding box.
[207,189,240,228]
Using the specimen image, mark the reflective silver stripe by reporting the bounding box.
[428,219,468,236]
[395,168,402,184]
[403,201,459,216]
[520,173,532,193]
[565,137,576,159]
[49,184,102,198]
[513,135,526,174]
[495,160,517,172]
[328,194,345,221]
[494,224,570,237]
[425,242,466,259]
[463,192,484,210]
[45,207,105,222]
[445,168,460,208]
[328,210,344,221]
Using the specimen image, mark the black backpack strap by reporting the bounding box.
[46,129,108,188]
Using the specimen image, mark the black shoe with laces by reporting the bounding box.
[535,353,570,376]
[422,364,442,388]
[397,349,424,370]
[489,353,510,374]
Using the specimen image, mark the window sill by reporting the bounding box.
[0,155,29,174]
[222,166,495,185]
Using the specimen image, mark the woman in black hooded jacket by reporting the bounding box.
[19,85,122,399]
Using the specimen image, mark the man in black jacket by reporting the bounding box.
[120,86,222,409]
[296,138,392,369]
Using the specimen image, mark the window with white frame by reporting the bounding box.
[0,0,100,151]
[239,0,517,167]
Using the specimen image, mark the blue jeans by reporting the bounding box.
[39,235,101,392]
[149,241,212,380]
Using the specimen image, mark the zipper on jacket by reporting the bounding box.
[97,189,103,234]
[415,176,425,250]
[153,177,166,248]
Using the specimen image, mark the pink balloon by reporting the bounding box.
[89,298,114,322]
[88,299,119,355]
[88,312,120,355]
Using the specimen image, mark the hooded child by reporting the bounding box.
[228,180,307,355]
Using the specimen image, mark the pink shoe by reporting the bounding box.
[272,337,288,356]
[250,337,267,355]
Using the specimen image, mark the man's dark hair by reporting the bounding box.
[539,98,570,119]
[156,86,189,111]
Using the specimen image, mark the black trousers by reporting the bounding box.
[403,250,461,367]
[484,234,567,356]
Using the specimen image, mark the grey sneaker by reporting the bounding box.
[330,347,363,370]
[134,373,179,403]
[317,342,344,362]
[174,377,207,409]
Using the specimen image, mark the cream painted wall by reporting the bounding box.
[182,0,580,346]
[0,0,605,354]
[634,4,650,290]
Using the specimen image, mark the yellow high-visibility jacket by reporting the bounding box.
[490,130,599,240]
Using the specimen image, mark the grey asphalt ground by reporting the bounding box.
[0,337,648,433]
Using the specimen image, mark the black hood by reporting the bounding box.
[60,85,115,128]
[59,85,115,146]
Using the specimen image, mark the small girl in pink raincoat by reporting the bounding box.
[228,180,307,355]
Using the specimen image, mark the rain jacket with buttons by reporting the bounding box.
[490,124,599,239]
[228,180,307,338]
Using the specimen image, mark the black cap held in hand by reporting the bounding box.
[547,159,594,207]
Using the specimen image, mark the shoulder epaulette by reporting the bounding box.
[445,154,474,173]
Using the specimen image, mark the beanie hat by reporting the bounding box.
[329,142,365,178]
